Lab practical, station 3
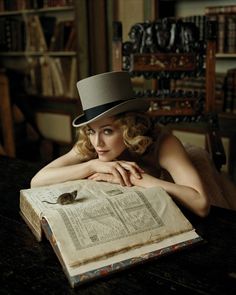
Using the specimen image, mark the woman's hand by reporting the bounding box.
[129,173,159,188]
[88,172,123,185]
[88,171,158,187]
[89,159,144,186]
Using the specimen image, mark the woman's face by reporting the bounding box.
[87,116,126,161]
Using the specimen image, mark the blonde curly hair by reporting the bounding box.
[74,112,153,160]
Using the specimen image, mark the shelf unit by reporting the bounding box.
[174,0,236,180]
[0,3,80,98]
[175,0,236,67]
[0,1,87,159]
[0,0,110,161]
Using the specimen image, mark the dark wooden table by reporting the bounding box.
[0,155,236,294]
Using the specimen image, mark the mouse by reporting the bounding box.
[42,190,78,205]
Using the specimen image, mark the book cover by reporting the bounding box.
[42,216,202,288]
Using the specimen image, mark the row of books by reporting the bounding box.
[170,73,226,113]
[0,17,25,51]
[210,14,236,54]
[0,15,76,52]
[0,0,73,11]
[205,5,236,53]
[181,15,206,41]
[205,5,236,15]
[27,56,78,98]
[181,13,236,54]
[26,15,76,52]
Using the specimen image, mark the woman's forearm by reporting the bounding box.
[30,161,94,187]
[131,174,210,217]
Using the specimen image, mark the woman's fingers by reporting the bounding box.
[113,163,131,186]
[110,161,144,186]
[90,160,144,187]
[88,173,122,185]
[119,161,144,179]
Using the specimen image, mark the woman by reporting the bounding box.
[31,71,231,217]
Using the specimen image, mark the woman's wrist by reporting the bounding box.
[130,173,160,188]
[87,159,97,175]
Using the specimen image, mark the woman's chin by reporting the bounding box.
[98,155,112,162]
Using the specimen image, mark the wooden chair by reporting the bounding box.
[112,18,226,171]
[0,70,15,157]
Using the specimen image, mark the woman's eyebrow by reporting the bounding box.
[100,124,113,128]
[89,124,113,130]
[89,124,113,129]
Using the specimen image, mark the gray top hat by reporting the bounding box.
[72,71,150,127]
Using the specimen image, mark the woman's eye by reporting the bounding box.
[103,128,113,135]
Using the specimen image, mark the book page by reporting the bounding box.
[39,181,193,267]
[20,180,135,239]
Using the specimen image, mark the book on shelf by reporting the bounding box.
[49,20,75,51]
[205,5,236,15]
[39,16,57,48]
[205,5,236,53]
[25,18,77,52]
[39,56,54,96]
[217,14,226,53]
[223,68,236,114]
[20,179,203,287]
[49,57,66,96]
[25,15,48,52]
[227,15,236,53]
[0,17,26,52]
[171,73,226,113]
[67,56,77,98]
[181,15,206,41]
[29,55,77,98]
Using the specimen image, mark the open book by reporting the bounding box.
[20,180,202,287]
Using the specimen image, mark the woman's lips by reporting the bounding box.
[97,150,109,155]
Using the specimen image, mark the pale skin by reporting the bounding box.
[31,116,210,217]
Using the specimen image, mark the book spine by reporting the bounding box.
[205,5,236,15]
[226,15,236,53]
[223,69,236,113]
[217,14,226,53]
[233,71,236,114]
[205,6,236,53]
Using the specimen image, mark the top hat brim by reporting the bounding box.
[72,98,150,127]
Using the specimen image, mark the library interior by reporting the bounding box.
[0,0,236,178]
[0,1,236,180]
[0,0,236,293]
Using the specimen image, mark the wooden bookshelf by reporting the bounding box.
[172,0,236,179]
[0,0,110,160]
[0,2,80,99]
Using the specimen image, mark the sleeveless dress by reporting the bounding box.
[138,125,236,211]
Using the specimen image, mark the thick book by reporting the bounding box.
[20,180,203,287]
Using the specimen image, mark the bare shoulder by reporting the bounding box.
[158,134,190,168]
[157,133,207,189]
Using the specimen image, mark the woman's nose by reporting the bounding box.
[95,134,104,147]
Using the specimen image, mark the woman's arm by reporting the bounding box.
[31,148,143,188]
[131,135,210,217]
[30,148,94,187]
